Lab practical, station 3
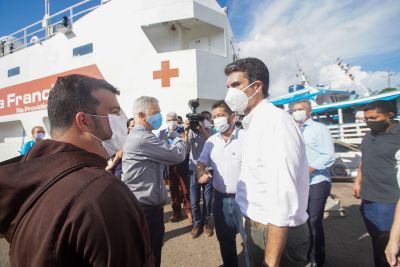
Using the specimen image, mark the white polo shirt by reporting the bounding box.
[198,127,246,194]
[236,100,309,227]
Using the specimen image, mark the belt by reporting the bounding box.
[215,189,236,198]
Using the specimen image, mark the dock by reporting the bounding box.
[0,181,374,267]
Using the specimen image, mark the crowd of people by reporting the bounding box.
[0,57,399,267]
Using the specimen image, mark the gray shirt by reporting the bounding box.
[122,124,187,206]
[360,123,400,203]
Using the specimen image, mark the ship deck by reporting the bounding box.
[0,181,374,267]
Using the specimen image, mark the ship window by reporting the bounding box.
[73,43,93,57]
[8,66,20,77]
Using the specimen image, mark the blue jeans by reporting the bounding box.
[307,180,331,266]
[360,200,396,267]
[189,170,213,227]
[214,190,249,267]
[140,204,164,267]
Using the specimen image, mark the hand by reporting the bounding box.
[105,165,113,172]
[183,120,190,131]
[385,238,400,267]
[197,122,208,135]
[352,181,361,199]
[198,171,211,184]
[167,130,179,140]
[308,166,315,173]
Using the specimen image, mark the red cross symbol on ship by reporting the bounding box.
[153,60,179,87]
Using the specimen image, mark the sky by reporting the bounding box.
[1,0,399,97]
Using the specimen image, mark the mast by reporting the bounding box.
[43,0,51,38]
[336,57,372,97]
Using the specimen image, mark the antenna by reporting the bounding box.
[230,37,240,61]
[387,69,393,88]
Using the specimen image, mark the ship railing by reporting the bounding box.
[327,122,369,145]
[0,0,111,58]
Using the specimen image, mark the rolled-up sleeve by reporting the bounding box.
[262,117,309,227]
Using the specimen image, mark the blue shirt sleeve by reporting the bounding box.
[308,124,336,170]
[20,140,35,155]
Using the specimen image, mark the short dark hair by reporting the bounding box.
[126,118,135,128]
[212,100,233,115]
[48,74,120,130]
[363,100,396,116]
[224,57,270,97]
[201,111,212,118]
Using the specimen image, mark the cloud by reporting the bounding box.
[237,0,400,97]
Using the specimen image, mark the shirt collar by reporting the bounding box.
[217,126,240,145]
[303,118,314,127]
[242,99,268,130]
[134,124,151,132]
[387,122,400,134]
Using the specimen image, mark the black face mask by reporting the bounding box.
[366,120,389,134]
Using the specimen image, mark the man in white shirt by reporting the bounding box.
[224,57,310,267]
[196,100,249,267]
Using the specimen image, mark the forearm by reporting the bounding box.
[195,162,206,178]
[183,131,191,152]
[389,199,400,241]
[264,224,288,267]
[355,161,363,184]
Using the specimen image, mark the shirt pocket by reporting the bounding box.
[230,151,242,165]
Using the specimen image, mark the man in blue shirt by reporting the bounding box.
[122,97,187,267]
[20,126,46,155]
[291,99,335,267]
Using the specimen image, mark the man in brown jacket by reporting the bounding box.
[0,74,154,267]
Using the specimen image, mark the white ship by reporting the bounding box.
[0,0,237,161]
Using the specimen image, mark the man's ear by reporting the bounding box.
[254,80,264,95]
[138,112,147,120]
[75,112,92,133]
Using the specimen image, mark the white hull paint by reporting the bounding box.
[0,0,235,160]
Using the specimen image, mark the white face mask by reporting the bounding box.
[224,81,257,113]
[167,121,178,131]
[213,116,231,133]
[87,114,128,157]
[292,110,308,123]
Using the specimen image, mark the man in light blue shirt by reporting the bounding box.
[291,99,335,267]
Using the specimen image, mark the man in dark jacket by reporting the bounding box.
[0,74,154,267]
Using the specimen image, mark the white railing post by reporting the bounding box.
[70,8,74,26]
[24,29,27,47]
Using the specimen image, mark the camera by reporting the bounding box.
[186,99,205,131]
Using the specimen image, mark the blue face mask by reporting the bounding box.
[147,112,163,130]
